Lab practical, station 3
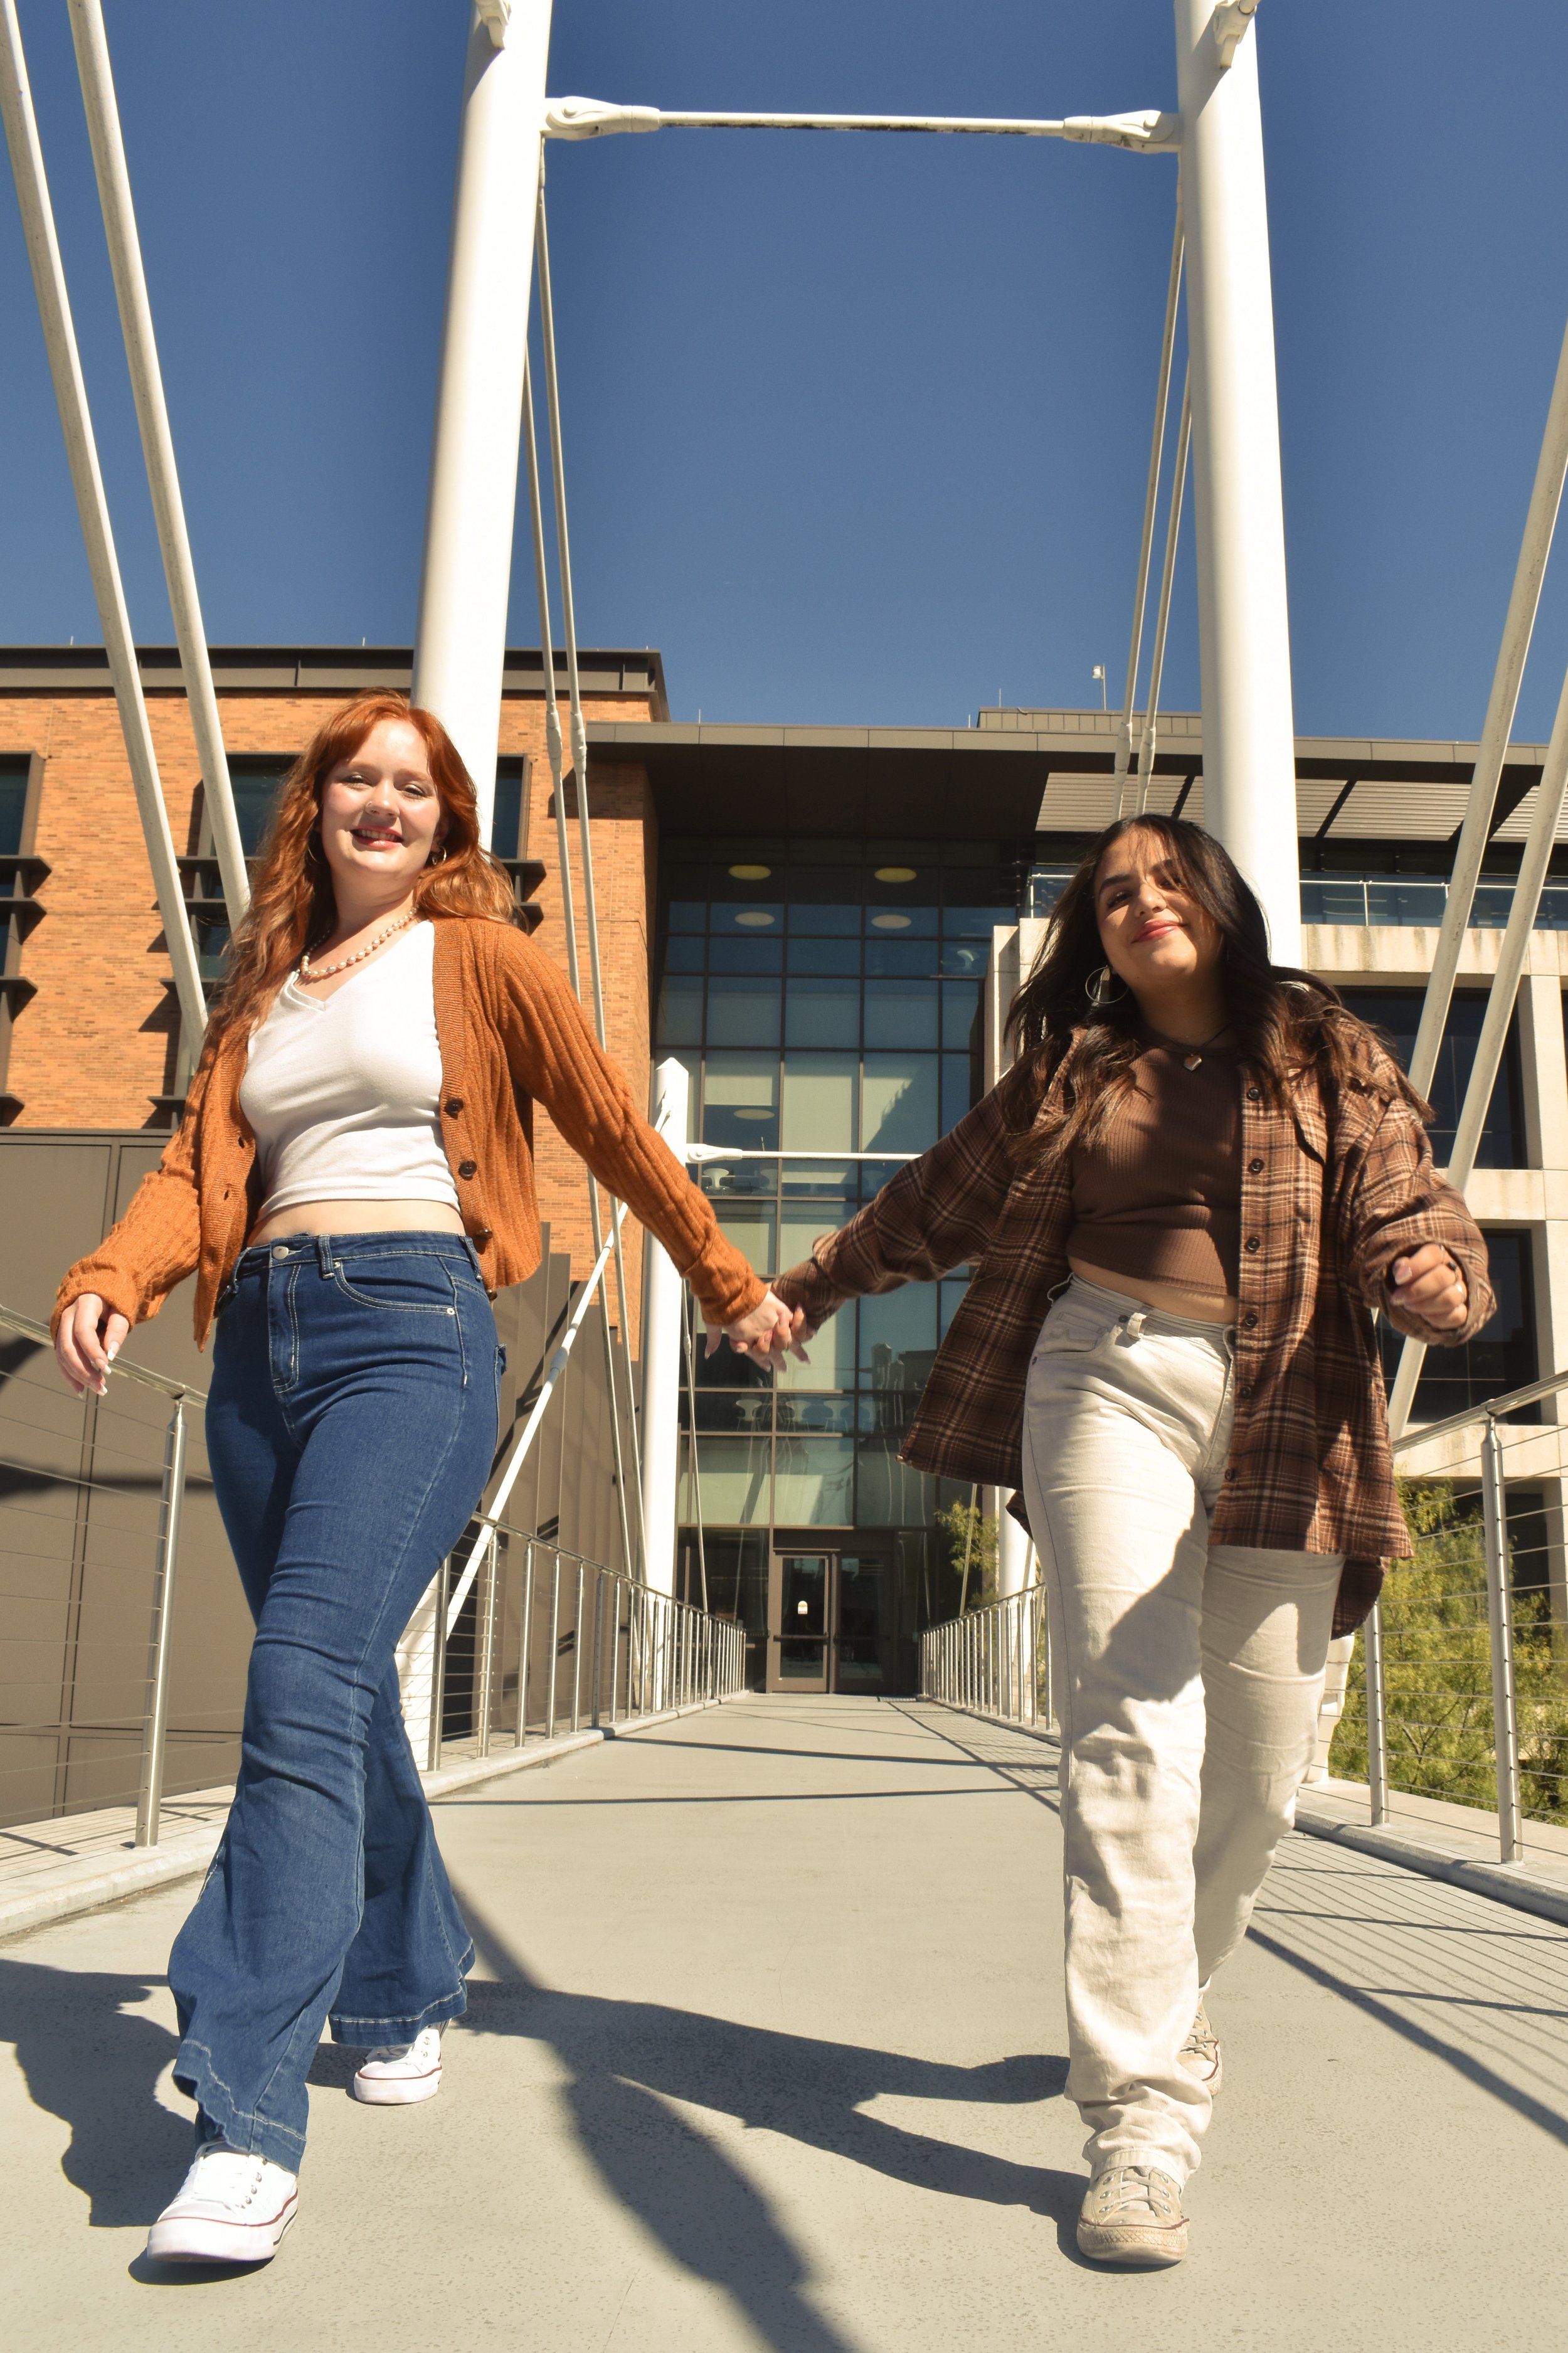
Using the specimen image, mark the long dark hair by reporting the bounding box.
[1004,813,1427,1171]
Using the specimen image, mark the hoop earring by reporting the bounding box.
[428,841,449,866]
[1085,964,1128,1010]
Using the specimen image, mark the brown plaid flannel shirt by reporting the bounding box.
[772,1034,1495,1637]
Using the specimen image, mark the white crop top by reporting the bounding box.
[240,922,461,1224]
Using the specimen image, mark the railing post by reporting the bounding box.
[135,1394,188,1848]
[571,1558,585,1734]
[516,1538,535,1748]
[610,1574,622,1724]
[546,1552,561,1740]
[1364,1599,1389,1828]
[477,1532,498,1758]
[590,1567,604,1728]
[1482,1416,1525,1863]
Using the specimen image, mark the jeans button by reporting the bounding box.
[272,1246,288,1262]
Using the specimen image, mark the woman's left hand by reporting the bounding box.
[707,1289,810,1364]
[1385,1243,1468,1336]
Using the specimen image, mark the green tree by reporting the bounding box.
[936,1496,998,1612]
[1329,1479,1568,1824]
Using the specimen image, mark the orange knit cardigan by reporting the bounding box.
[53,915,765,1348]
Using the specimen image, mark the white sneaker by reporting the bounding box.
[351,2024,443,2106]
[146,2144,299,2265]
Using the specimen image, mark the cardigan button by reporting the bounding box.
[445,1097,465,1116]
[474,1228,492,1247]
[458,1159,478,1180]
[1244,1235,1261,1253]
[1248,1157,1264,1175]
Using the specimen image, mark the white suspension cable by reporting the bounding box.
[0,0,206,1048]
[66,0,248,933]
[1115,204,1185,812]
[1386,311,1568,1438]
[534,180,649,1576]
[520,344,638,1583]
[544,97,1179,152]
[1135,371,1192,817]
[1387,652,1568,1437]
[446,1204,626,1638]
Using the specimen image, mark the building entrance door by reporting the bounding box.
[765,1540,894,1693]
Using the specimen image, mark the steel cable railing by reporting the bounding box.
[919,1371,1568,1871]
[919,1582,1054,1736]
[0,1300,745,1849]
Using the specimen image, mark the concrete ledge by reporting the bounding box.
[0,1696,742,1945]
[0,1726,607,1945]
[1292,1799,1568,1929]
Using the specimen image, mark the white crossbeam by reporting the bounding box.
[544,97,1179,151]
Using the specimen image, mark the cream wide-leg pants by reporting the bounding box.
[1019,1276,1343,2181]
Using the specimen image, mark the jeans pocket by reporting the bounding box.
[330,1258,460,1315]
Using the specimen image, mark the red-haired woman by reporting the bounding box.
[52,694,792,2265]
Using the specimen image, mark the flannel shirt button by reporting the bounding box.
[1239,1381,1254,1399]
[1242,1310,1258,1329]
[1224,1467,1238,1481]
[458,1159,479,1179]
[445,1097,465,1116]
[1246,1085,1261,1102]
[1248,1157,1264,1175]
[1244,1235,1261,1254]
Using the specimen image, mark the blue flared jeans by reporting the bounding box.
[169,1232,502,2172]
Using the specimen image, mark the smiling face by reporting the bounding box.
[316,718,447,905]
[1094,825,1225,1006]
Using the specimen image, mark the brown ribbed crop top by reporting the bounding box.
[1067,1039,1242,1300]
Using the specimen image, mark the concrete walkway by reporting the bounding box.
[2,1696,1565,2351]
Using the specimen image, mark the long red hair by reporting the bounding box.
[209,693,516,1041]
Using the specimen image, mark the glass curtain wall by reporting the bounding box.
[655,837,1019,1674]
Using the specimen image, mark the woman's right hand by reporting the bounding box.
[54,1293,130,1397]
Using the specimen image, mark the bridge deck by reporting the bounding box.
[2,1696,1564,2350]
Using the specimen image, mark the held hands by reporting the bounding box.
[1385,1243,1468,1338]
[707,1288,813,1366]
[54,1293,131,1397]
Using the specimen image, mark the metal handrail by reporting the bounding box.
[1392,1366,1568,1453]
[0,1297,746,1849]
[0,1300,207,1405]
[919,1581,1054,1736]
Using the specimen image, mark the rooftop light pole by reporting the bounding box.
[1174,0,1301,963]
[412,0,554,842]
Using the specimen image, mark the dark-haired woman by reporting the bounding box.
[51,694,793,2265]
[774,815,1491,2268]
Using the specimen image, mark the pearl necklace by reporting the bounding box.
[297,909,416,985]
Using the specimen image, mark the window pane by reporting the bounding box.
[706,977,781,1048]
[709,937,783,974]
[788,936,861,975]
[866,937,935,976]
[860,1284,939,1383]
[778,1206,856,1391]
[941,980,982,1051]
[862,1053,939,1154]
[492,762,525,861]
[663,935,705,972]
[655,973,703,1048]
[786,977,860,1048]
[773,1434,854,1524]
[941,1054,975,1135]
[702,1052,779,1149]
[776,1394,854,1434]
[1300,879,1366,926]
[855,1439,938,1528]
[1365,880,1446,928]
[1338,988,1523,1167]
[712,897,783,935]
[939,939,990,978]
[714,1206,776,1275]
[679,1435,771,1524]
[782,1052,857,1150]
[864,979,938,1049]
[1379,1229,1537,1423]
[0,767,28,854]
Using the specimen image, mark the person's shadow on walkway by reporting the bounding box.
[0,1955,189,2228]
[454,1894,1084,2352]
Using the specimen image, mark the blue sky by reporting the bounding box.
[4,1,1568,739]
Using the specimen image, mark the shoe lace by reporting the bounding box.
[189,2147,267,2206]
[1096,2166,1176,2221]
[1180,2009,1218,2063]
